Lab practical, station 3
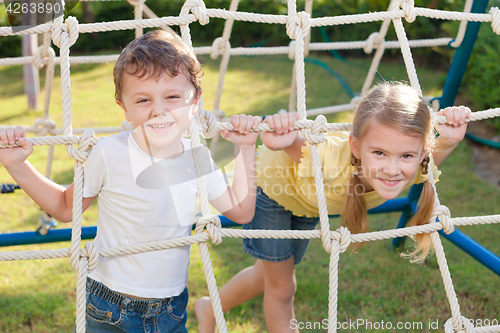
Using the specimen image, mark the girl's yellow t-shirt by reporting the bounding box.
[256,131,440,218]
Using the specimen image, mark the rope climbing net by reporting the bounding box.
[1,0,500,332]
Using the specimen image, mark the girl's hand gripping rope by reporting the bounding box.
[433,106,472,166]
[261,111,300,151]
[221,114,262,147]
[435,106,471,145]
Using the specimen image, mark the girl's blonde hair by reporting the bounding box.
[341,82,435,263]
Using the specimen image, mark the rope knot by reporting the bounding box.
[180,0,209,26]
[212,109,225,120]
[210,37,230,59]
[84,241,99,273]
[121,121,133,131]
[65,16,80,47]
[66,129,95,162]
[286,12,310,40]
[337,226,351,253]
[52,16,79,48]
[491,7,500,35]
[350,95,363,106]
[51,8,64,48]
[300,115,327,145]
[431,205,454,234]
[364,32,383,54]
[400,0,416,23]
[326,227,352,254]
[196,214,222,245]
[193,101,217,138]
[33,118,57,136]
[79,129,95,151]
[298,12,311,38]
[33,46,55,69]
[199,110,219,138]
[444,316,475,333]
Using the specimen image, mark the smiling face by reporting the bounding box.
[350,120,426,200]
[116,70,201,158]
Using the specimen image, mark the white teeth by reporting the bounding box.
[150,123,172,130]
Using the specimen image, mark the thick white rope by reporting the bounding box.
[190,109,228,333]
[393,13,422,95]
[432,229,465,332]
[304,0,313,57]
[33,32,58,178]
[0,38,456,68]
[2,214,499,263]
[2,107,498,149]
[0,37,454,68]
[207,0,240,157]
[328,239,340,333]
[2,6,499,37]
[212,0,239,110]
[128,0,145,37]
[450,0,474,48]
[0,105,497,144]
[361,0,398,95]
[178,6,227,330]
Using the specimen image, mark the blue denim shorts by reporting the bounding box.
[85,278,188,333]
[243,187,319,265]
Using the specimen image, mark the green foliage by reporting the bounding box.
[0,0,466,56]
[462,2,500,132]
[68,1,135,53]
[0,5,21,57]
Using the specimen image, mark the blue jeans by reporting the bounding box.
[243,187,320,265]
[85,278,188,333]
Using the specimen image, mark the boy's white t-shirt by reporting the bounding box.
[83,131,228,298]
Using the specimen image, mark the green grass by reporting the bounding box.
[0,53,499,332]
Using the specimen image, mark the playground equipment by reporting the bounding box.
[0,183,20,193]
[1,0,500,332]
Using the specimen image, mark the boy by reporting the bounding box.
[0,30,261,332]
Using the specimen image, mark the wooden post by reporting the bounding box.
[22,0,40,111]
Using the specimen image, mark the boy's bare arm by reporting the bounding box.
[0,127,95,222]
[209,115,260,224]
[5,160,96,223]
[210,145,256,224]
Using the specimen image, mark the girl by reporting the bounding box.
[195,82,470,333]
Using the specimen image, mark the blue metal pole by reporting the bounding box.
[439,0,491,108]
[367,197,410,214]
[0,227,97,247]
[0,218,242,247]
[392,184,423,248]
[465,132,500,149]
[1,198,413,248]
[439,228,500,276]
[391,186,500,276]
